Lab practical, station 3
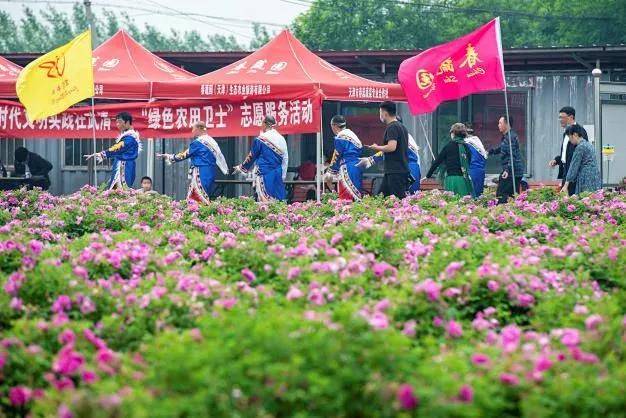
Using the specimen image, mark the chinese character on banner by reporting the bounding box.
[147,108,161,129]
[253,103,264,126]
[301,99,313,124]
[175,108,188,129]
[23,114,35,130]
[37,118,48,129]
[61,113,74,130]
[289,100,301,125]
[99,112,110,131]
[201,84,214,96]
[265,102,276,119]
[189,108,201,126]
[248,59,267,73]
[227,61,247,75]
[94,84,104,95]
[215,104,230,129]
[266,61,287,75]
[240,103,253,128]
[0,106,8,129]
[162,108,174,130]
[204,106,214,129]
[75,114,87,130]
[8,107,21,130]
[277,101,289,126]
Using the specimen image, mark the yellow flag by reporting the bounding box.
[17,30,94,122]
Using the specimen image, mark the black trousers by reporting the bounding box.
[380,173,408,199]
[496,175,522,204]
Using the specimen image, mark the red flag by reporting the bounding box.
[398,18,505,115]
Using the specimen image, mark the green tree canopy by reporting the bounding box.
[0,4,269,53]
[291,0,626,50]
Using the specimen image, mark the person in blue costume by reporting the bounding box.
[85,112,141,190]
[157,122,228,204]
[324,115,364,201]
[358,133,422,194]
[463,123,487,198]
[233,115,288,202]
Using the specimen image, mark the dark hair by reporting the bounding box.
[559,106,576,118]
[564,124,585,138]
[14,147,28,163]
[263,115,277,127]
[141,176,152,183]
[379,101,396,116]
[330,115,347,127]
[463,121,474,134]
[500,115,513,128]
[116,112,133,124]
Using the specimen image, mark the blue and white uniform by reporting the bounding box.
[464,135,487,197]
[240,129,288,202]
[168,134,228,204]
[100,129,141,190]
[328,128,363,201]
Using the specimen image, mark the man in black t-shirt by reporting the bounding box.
[369,101,409,199]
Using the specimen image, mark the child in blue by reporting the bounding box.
[234,116,288,202]
[157,122,228,203]
[85,112,141,190]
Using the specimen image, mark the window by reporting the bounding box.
[63,138,115,169]
[470,92,529,175]
[435,91,530,176]
[0,137,25,168]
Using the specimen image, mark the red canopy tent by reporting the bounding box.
[149,30,407,200]
[151,29,405,103]
[0,56,22,98]
[92,29,195,100]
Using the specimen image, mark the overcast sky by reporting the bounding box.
[1,0,311,44]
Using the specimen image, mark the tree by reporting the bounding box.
[291,0,626,50]
[292,0,440,50]
[0,4,270,53]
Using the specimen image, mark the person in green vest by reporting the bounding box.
[423,123,473,197]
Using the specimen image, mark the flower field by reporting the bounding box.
[0,187,625,417]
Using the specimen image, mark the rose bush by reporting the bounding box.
[0,186,624,417]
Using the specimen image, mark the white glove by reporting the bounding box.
[232,165,244,175]
[84,152,104,164]
[156,153,175,165]
[356,157,373,169]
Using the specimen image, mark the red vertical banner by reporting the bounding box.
[398,18,506,115]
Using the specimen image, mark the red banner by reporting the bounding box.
[398,18,505,115]
[0,94,321,139]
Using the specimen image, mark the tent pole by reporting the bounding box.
[316,116,322,203]
[146,137,154,182]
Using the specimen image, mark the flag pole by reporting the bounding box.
[90,96,98,188]
[418,116,436,160]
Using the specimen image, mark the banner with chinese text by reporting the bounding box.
[398,18,505,115]
[0,94,321,139]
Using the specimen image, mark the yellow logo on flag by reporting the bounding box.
[16,30,94,122]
